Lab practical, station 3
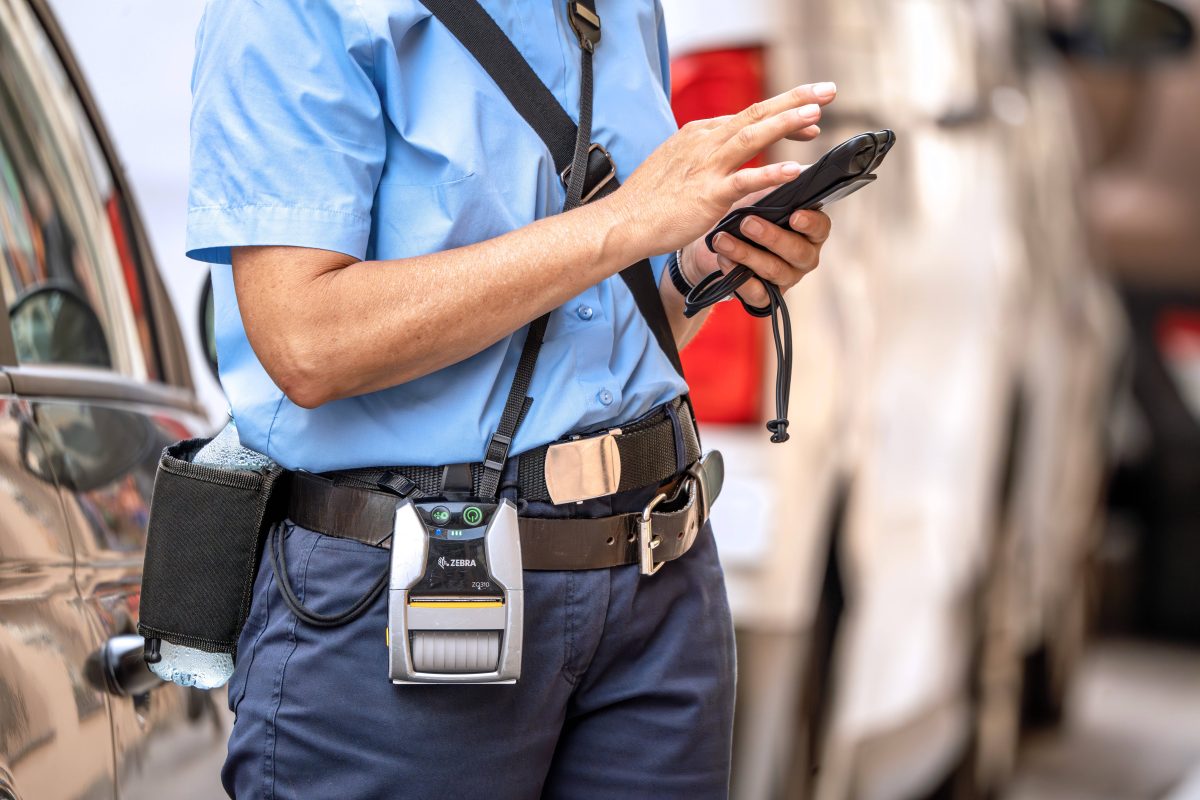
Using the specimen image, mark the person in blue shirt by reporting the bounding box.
[187,0,835,797]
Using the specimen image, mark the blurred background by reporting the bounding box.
[0,0,1198,798]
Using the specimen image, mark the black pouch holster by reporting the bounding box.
[137,438,287,658]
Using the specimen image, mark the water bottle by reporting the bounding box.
[147,639,236,689]
[146,417,271,689]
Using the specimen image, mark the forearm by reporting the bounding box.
[236,84,835,408]
[235,195,640,408]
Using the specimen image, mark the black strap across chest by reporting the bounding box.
[416,0,684,498]
[417,0,684,373]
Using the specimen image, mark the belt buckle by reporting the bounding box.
[639,452,717,576]
[544,429,622,504]
[638,490,669,576]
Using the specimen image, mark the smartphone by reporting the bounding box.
[705,129,896,252]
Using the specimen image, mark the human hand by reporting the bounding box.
[680,203,832,308]
[605,82,837,260]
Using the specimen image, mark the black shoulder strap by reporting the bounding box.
[417,0,683,377]
[417,0,577,170]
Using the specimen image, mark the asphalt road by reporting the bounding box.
[1005,639,1200,800]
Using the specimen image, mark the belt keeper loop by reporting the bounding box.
[376,470,420,499]
[664,401,688,474]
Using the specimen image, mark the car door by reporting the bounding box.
[0,371,118,800]
[29,393,224,800]
[1,1,226,797]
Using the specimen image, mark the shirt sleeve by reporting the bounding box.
[185,0,384,265]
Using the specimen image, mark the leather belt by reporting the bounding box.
[287,451,724,573]
[327,396,701,505]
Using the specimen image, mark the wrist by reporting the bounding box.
[588,192,650,271]
[679,242,710,287]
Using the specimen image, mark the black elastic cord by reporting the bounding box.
[270,524,389,628]
[273,471,420,630]
[682,264,792,443]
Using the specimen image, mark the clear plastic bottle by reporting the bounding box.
[148,640,236,689]
[147,417,271,690]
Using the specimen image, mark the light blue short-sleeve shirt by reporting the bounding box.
[186,0,688,472]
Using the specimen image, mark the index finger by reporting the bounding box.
[717,82,837,142]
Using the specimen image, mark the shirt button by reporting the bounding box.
[598,389,614,406]
[576,305,594,321]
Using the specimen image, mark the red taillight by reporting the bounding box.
[671,47,766,423]
[1158,310,1200,359]
[1157,309,1200,420]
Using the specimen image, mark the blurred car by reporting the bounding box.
[0,1,225,798]
[660,4,848,797]
[662,0,1186,797]
[1064,0,1200,642]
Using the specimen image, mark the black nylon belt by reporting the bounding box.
[288,459,711,571]
[325,396,700,503]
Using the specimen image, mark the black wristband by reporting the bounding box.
[667,249,694,297]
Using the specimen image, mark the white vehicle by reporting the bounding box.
[660,0,1182,797]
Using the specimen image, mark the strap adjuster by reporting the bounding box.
[482,432,513,473]
[567,1,601,52]
[560,142,617,204]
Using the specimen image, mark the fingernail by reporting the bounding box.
[781,161,802,176]
[797,103,820,119]
[814,82,837,99]
[742,217,763,236]
[714,233,735,254]
[791,210,806,227]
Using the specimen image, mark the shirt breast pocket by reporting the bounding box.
[372,172,528,258]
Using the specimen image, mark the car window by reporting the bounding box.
[32,399,189,555]
[0,4,158,380]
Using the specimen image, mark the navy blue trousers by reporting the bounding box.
[222,484,736,799]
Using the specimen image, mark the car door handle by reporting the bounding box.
[85,634,167,697]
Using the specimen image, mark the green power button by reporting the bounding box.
[462,506,484,526]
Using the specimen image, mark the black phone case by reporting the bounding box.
[705,129,896,252]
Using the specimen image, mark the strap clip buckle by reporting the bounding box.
[567,1,601,52]
[482,432,513,474]
[559,142,617,204]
